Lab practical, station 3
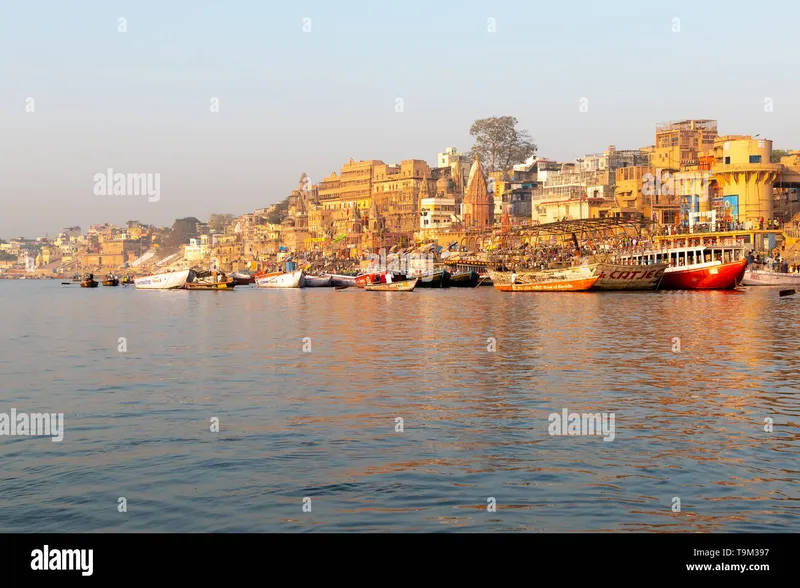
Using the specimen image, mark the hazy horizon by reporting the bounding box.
[3,0,799,239]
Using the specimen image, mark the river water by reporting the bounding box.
[1,280,798,532]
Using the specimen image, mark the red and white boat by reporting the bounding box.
[354,271,407,288]
[617,238,747,290]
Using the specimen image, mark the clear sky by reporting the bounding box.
[2,0,799,238]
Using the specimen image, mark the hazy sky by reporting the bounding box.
[3,0,799,238]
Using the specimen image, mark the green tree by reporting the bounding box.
[208,213,234,232]
[163,217,201,251]
[266,199,290,225]
[771,149,789,163]
[467,116,537,172]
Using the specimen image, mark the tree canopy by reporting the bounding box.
[771,149,789,163]
[163,217,201,251]
[467,116,537,171]
[208,213,234,232]
[266,199,290,225]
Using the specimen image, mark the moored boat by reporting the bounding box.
[80,279,99,288]
[256,270,305,288]
[448,271,480,287]
[355,271,407,288]
[186,280,236,290]
[102,277,119,287]
[617,239,747,290]
[324,273,357,287]
[488,267,598,292]
[591,263,669,291]
[413,269,450,288]
[303,275,333,287]
[741,269,800,286]
[364,278,419,291]
[230,271,255,285]
[134,269,194,290]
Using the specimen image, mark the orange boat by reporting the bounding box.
[493,277,599,291]
[488,268,598,292]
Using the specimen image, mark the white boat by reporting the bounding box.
[323,273,357,287]
[741,269,800,286]
[256,270,305,288]
[303,274,333,287]
[134,269,194,290]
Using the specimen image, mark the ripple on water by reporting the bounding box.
[0,282,798,531]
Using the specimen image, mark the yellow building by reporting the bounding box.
[652,120,717,171]
[318,158,385,212]
[711,136,779,223]
[615,166,656,219]
[372,160,432,236]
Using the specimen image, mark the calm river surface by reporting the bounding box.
[1,280,798,532]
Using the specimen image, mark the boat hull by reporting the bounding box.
[659,259,747,290]
[325,274,357,287]
[135,269,193,289]
[256,270,304,288]
[364,278,418,291]
[494,277,599,292]
[741,269,800,286]
[414,270,450,288]
[355,272,407,288]
[80,280,98,288]
[102,279,119,287]
[304,275,333,287]
[448,271,480,287]
[592,263,668,291]
[186,280,236,290]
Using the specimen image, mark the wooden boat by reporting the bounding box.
[80,279,98,288]
[72,274,82,282]
[256,270,305,288]
[617,240,747,290]
[741,269,800,286]
[120,275,133,285]
[324,273,358,287]
[488,267,598,292]
[134,269,194,290]
[229,272,255,286]
[591,262,669,291]
[355,271,407,288]
[186,280,236,290]
[303,275,333,287]
[364,278,418,291]
[103,277,119,287]
[414,269,450,288]
[448,271,480,287]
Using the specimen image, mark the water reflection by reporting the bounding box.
[0,282,797,532]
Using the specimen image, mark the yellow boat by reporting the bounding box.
[185,280,236,290]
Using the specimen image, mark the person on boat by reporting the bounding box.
[746,252,755,271]
[88,273,94,281]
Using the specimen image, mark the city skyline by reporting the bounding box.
[4,0,800,237]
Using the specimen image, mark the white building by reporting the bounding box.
[437,147,461,168]
[183,235,210,261]
[420,197,457,231]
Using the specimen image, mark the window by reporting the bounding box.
[724,157,730,164]
[749,155,761,164]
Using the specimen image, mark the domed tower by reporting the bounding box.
[436,176,450,197]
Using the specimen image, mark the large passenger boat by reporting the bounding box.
[616,238,747,290]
